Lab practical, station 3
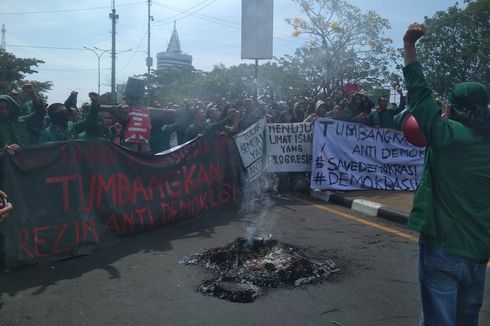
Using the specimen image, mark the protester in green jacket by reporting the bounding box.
[37,92,102,143]
[0,84,45,148]
[149,121,179,154]
[368,90,405,129]
[341,92,374,124]
[403,22,490,326]
[184,108,238,142]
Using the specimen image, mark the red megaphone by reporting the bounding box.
[402,114,428,147]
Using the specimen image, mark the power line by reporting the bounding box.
[6,44,145,52]
[153,0,217,26]
[152,1,302,45]
[0,1,145,15]
[39,68,110,72]
[152,0,211,24]
[6,44,85,51]
[118,33,148,73]
[154,1,235,27]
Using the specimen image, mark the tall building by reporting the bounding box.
[156,21,193,70]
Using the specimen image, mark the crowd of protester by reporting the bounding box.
[0,77,413,207]
[0,82,408,153]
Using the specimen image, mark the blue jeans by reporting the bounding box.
[418,235,488,325]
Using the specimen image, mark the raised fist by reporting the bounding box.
[403,23,426,44]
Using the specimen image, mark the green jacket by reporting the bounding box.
[37,123,75,142]
[368,100,405,130]
[73,103,105,140]
[404,61,490,260]
[37,103,102,143]
[184,117,230,142]
[0,95,45,147]
[149,122,178,154]
[341,94,374,122]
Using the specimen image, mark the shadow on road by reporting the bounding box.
[0,207,245,303]
[0,194,298,306]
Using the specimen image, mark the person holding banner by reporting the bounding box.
[403,22,490,326]
[304,100,328,123]
[184,108,239,142]
[341,92,374,124]
[292,101,307,122]
[368,90,405,130]
[37,92,115,143]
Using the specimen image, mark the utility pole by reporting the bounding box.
[1,24,6,50]
[254,59,259,101]
[109,0,119,104]
[146,0,154,106]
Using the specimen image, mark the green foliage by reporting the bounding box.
[149,66,205,104]
[148,62,314,105]
[284,0,398,96]
[417,0,490,96]
[0,50,52,97]
[197,63,254,100]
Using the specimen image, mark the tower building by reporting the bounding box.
[156,21,193,70]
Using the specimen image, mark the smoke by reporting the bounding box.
[240,174,275,248]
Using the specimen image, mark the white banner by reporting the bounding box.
[311,119,425,191]
[266,122,313,172]
[235,119,266,181]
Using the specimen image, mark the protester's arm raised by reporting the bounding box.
[70,92,100,135]
[403,23,425,66]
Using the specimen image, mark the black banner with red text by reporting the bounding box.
[0,136,241,269]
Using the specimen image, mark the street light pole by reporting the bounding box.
[83,46,111,94]
[84,46,132,97]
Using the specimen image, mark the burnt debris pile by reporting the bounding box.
[184,237,339,303]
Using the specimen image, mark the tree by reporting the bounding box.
[149,66,206,105]
[416,0,490,96]
[284,0,398,96]
[259,61,312,100]
[198,64,255,100]
[0,49,52,97]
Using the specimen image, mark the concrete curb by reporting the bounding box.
[310,190,409,225]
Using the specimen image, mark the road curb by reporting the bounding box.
[310,190,409,225]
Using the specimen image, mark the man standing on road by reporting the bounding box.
[403,22,490,325]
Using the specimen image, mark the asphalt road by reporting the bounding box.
[1,194,489,326]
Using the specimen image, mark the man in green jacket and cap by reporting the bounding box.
[403,22,490,326]
[0,84,45,149]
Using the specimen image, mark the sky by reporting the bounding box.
[0,0,459,103]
